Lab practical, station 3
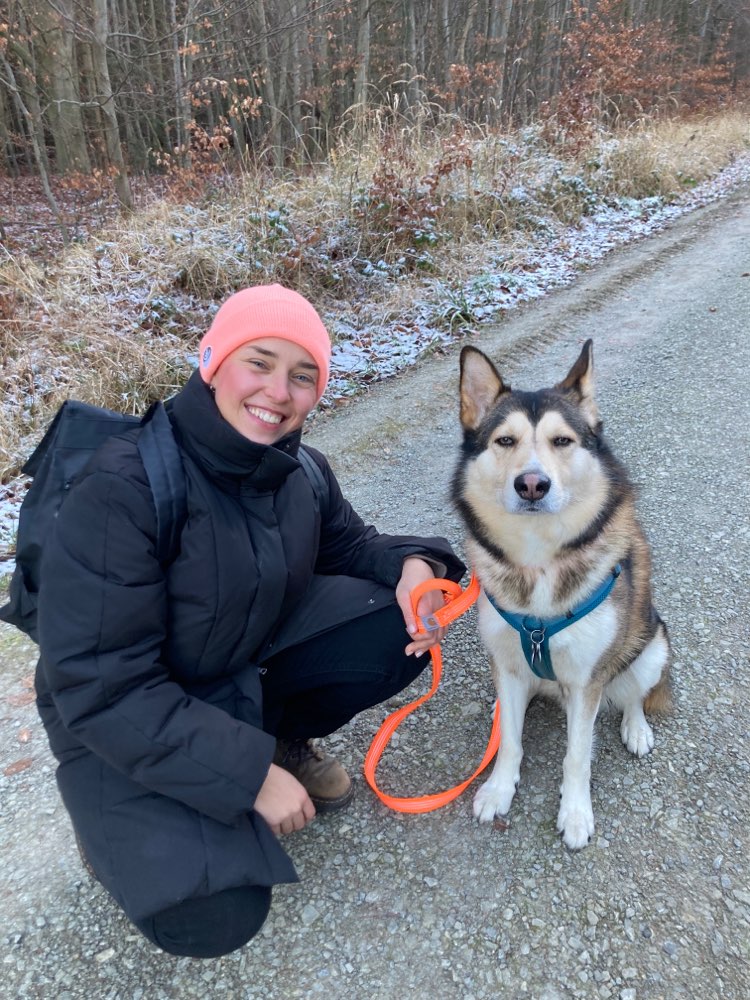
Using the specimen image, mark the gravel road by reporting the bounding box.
[2,189,749,1000]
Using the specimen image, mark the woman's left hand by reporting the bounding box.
[396,557,447,657]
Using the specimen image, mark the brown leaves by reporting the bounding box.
[4,757,33,777]
[7,690,35,708]
[6,672,35,708]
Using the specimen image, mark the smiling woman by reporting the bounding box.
[198,285,331,445]
[33,282,466,960]
[210,339,320,444]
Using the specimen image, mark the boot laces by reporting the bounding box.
[279,739,324,766]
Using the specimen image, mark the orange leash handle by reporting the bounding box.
[363,573,501,814]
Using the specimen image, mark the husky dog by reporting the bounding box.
[453,340,671,849]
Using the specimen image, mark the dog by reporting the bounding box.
[452,339,671,849]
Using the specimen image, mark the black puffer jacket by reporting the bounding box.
[36,372,464,922]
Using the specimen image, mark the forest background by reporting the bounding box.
[1,0,750,495]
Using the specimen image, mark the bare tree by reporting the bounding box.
[90,0,133,208]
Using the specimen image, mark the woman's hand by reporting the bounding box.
[254,763,316,835]
[395,557,447,657]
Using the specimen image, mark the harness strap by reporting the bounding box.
[486,564,622,680]
[364,573,501,814]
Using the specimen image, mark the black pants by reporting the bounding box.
[135,603,424,957]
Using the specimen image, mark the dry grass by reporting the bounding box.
[585,110,750,198]
[1,106,748,480]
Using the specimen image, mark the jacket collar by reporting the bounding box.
[169,370,303,490]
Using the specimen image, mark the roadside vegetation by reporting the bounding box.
[1,105,749,483]
[2,1,750,484]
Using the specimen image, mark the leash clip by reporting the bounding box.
[420,613,442,633]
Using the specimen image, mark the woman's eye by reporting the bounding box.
[495,436,515,447]
[553,436,574,447]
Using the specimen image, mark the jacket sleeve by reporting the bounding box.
[310,449,466,587]
[37,468,275,828]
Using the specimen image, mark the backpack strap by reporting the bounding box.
[137,402,187,565]
[297,444,330,520]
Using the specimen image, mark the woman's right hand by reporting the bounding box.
[254,763,316,835]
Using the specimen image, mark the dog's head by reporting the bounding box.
[457,340,608,519]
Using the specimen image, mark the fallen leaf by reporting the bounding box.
[4,757,33,777]
[7,691,36,708]
[493,816,510,832]
[18,727,32,743]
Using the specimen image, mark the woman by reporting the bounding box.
[36,284,464,958]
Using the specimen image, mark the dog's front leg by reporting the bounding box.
[557,684,603,850]
[473,663,533,823]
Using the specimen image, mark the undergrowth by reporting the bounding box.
[0,106,748,480]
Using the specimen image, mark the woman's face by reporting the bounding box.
[210,337,319,444]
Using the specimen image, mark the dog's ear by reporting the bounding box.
[556,339,600,428]
[459,346,510,430]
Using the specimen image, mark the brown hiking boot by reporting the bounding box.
[273,739,354,812]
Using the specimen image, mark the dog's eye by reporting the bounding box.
[494,436,515,447]
[553,436,574,447]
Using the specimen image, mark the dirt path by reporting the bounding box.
[2,188,749,999]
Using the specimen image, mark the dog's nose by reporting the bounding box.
[514,473,551,501]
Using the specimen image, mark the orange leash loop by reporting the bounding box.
[363,573,501,814]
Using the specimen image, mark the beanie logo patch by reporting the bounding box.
[202,346,212,368]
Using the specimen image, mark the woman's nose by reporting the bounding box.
[264,370,292,402]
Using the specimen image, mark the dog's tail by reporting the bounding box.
[643,617,673,715]
[644,671,673,714]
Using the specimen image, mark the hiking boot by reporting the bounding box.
[273,739,354,812]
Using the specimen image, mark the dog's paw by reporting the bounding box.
[557,797,595,850]
[473,779,516,824]
[621,714,655,757]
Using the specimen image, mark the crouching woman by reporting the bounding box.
[35,285,464,958]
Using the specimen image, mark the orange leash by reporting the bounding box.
[364,573,501,813]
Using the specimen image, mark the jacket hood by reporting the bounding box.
[169,369,302,490]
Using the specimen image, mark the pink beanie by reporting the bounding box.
[199,285,331,398]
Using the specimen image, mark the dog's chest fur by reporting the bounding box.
[466,529,613,617]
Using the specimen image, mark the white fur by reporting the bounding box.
[606,629,669,756]
[556,684,601,848]
[473,596,655,850]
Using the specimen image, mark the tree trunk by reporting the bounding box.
[147,0,170,154]
[403,0,420,117]
[439,0,452,88]
[0,85,20,176]
[354,0,371,111]
[288,0,303,138]
[167,0,190,166]
[256,0,282,167]
[113,0,149,170]
[456,3,475,65]
[0,51,69,241]
[90,0,133,209]
[22,0,91,173]
[7,27,52,176]
[314,2,331,149]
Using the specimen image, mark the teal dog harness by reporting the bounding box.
[485,565,622,681]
